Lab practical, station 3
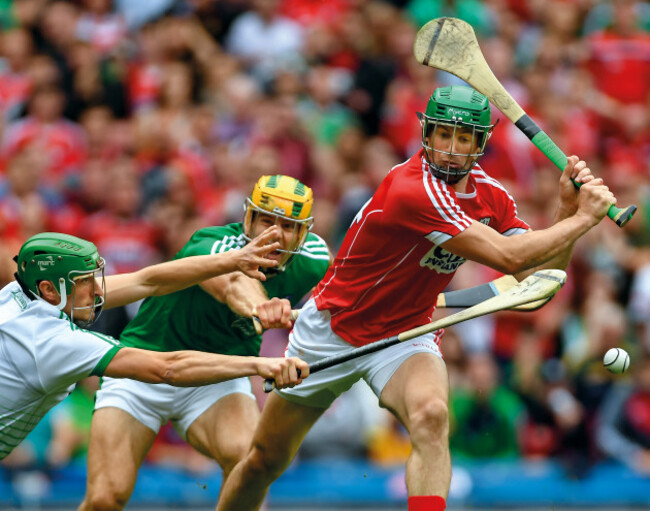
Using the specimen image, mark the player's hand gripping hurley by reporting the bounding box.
[413,17,636,228]
[263,269,566,392]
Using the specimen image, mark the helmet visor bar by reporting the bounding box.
[68,257,106,327]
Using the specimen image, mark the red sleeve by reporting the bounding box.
[493,186,529,235]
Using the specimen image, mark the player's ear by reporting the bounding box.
[38,280,57,299]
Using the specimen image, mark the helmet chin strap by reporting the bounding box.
[56,277,67,310]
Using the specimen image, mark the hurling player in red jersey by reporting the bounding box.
[216,86,616,511]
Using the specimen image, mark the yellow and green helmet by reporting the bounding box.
[243,175,314,271]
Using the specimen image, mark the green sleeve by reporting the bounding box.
[0,0,17,29]
[91,345,123,376]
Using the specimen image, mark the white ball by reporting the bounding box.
[603,348,630,374]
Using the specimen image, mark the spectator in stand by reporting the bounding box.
[0,148,53,280]
[297,65,359,148]
[0,0,45,30]
[225,0,305,86]
[75,0,127,57]
[0,28,34,122]
[630,264,650,351]
[380,59,438,159]
[37,0,80,86]
[0,0,646,495]
[147,61,197,149]
[2,83,87,189]
[300,381,382,460]
[78,105,116,159]
[405,0,496,36]
[450,352,526,460]
[583,0,650,34]
[127,20,167,113]
[250,95,314,187]
[80,158,162,276]
[213,73,261,147]
[64,40,127,120]
[581,0,650,163]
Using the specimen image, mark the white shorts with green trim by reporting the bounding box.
[95,376,254,438]
[277,298,443,409]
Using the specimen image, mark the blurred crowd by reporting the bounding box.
[1,0,649,488]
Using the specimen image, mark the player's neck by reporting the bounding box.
[451,174,470,193]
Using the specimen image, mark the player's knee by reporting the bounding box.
[409,397,449,442]
[220,438,251,474]
[84,486,130,511]
[246,441,292,481]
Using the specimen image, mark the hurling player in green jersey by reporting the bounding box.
[81,175,331,511]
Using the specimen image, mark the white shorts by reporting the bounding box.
[278,298,443,408]
[95,376,254,438]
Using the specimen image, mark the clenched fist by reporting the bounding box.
[256,357,309,389]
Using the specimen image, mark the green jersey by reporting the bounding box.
[120,223,330,357]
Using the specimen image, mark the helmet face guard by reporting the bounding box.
[419,85,495,184]
[419,113,493,183]
[243,175,314,272]
[16,232,106,327]
[68,259,106,328]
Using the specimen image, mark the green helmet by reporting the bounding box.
[15,232,105,325]
[418,85,495,183]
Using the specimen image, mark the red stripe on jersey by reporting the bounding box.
[422,162,472,231]
[429,173,473,230]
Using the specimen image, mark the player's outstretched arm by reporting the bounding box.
[442,177,615,276]
[103,227,281,309]
[103,348,308,388]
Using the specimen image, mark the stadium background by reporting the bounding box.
[0,0,649,508]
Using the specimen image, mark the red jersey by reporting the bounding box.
[585,31,650,105]
[314,151,529,346]
[2,117,87,184]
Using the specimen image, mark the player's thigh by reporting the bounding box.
[86,407,157,495]
[379,352,449,432]
[186,392,260,468]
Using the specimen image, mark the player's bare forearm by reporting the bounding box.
[445,176,614,275]
[104,228,280,309]
[104,348,306,387]
[103,255,240,309]
[444,214,595,276]
[201,272,268,318]
[514,245,574,281]
[514,219,576,281]
[157,351,261,386]
[105,348,258,385]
